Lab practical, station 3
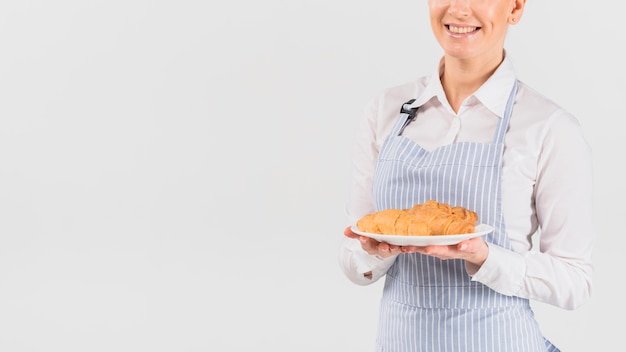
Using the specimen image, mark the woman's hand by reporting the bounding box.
[344,226,403,258]
[402,237,489,267]
[344,226,489,266]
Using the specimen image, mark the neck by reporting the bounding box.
[440,53,504,113]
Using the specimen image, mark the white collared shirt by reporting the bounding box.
[339,55,594,310]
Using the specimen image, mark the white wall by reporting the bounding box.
[0,1,620,351]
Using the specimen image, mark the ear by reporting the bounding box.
[509,0,526,24]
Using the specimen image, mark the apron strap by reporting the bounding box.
[493,80,518,145]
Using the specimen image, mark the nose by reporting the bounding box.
[447,0,471,18]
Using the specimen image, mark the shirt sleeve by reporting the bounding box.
[338,95,399,285]
[468,110,594,310]
[339,237,398,285]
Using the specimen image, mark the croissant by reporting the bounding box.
[356,200,478,236]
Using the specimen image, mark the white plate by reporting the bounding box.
[350,224,494,246]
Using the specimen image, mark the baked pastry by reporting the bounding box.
[375,209,405,235]
[451,206,479,223]
[355,200,478,236]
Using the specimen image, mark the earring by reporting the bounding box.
[511,17,517,23]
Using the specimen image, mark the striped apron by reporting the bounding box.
[372,81,559,351]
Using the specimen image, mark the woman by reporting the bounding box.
[338,0,594,351]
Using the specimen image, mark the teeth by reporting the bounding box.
[448,25,477,34]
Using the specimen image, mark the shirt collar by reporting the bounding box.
[409,52,518,118]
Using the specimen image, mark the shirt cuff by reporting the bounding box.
[466,243,525,296]
[353,247,397,275]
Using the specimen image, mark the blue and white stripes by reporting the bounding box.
[372,82,559,351]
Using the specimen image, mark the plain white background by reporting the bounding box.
[0,1,621,351]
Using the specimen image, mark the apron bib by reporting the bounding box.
[373,82,559,352]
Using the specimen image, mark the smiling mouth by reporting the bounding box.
[447,25,480,34]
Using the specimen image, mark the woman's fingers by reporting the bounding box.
[344,226,359,239]
[344,226,403,258]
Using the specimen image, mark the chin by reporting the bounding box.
[442,47,476,60]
